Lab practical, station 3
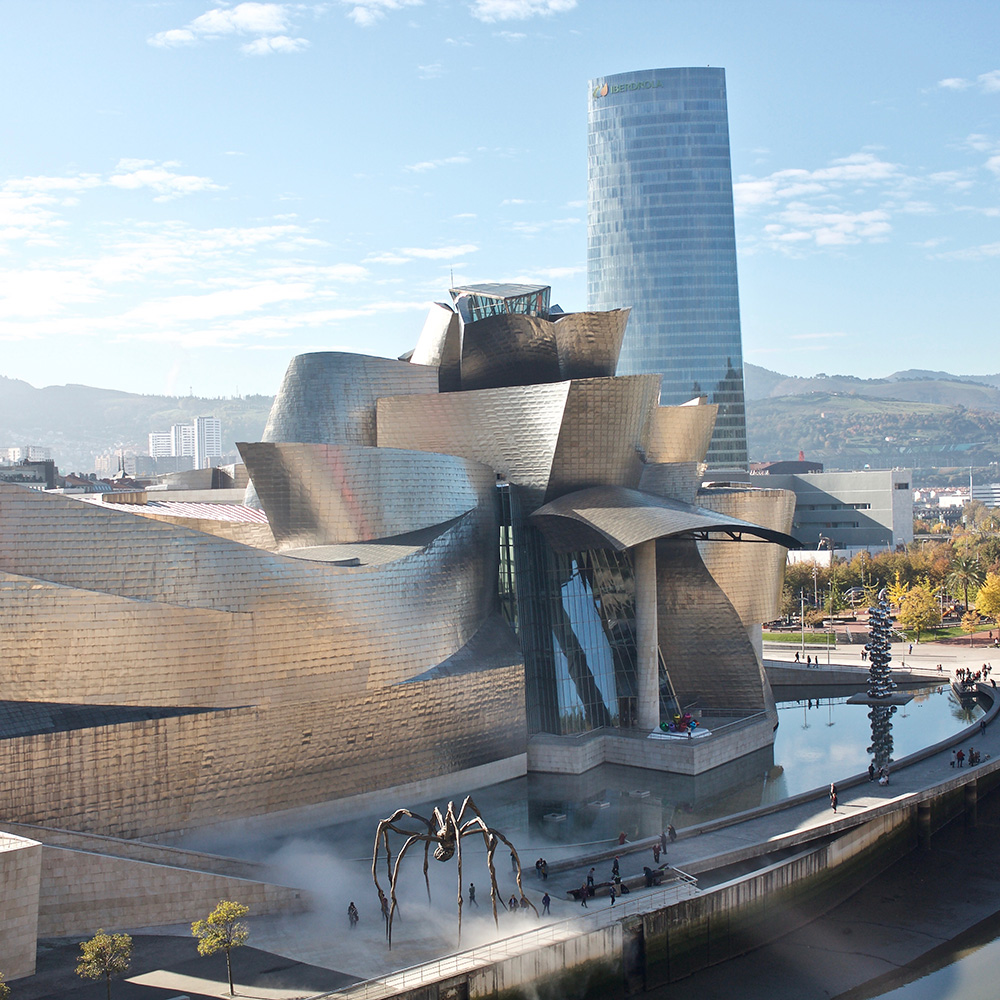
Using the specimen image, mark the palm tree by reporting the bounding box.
[948,555,985,613]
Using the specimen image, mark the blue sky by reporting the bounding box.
[1,0,998,397]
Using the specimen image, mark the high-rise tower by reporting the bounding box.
[587,67,748,468]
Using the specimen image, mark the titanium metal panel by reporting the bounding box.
[655,538,769,714]
[238,441,484,548]
[644,404,718,464]
[378,375,659,511]
[588,67,748,468]
[410,303,462,392]
[552,308,630,381]
[262,352,438,447]
[459,313,561,390]
[696,486,797,626]
[639,462,700,505]
[529,485,801,553]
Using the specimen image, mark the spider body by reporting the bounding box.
[372,795,535,947]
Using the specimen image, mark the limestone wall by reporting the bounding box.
[0,666,527,838]
[36,846,304,938]
[0,832,41,980]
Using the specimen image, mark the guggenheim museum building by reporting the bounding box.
[0,282,797,841]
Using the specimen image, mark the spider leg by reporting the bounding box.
[485,832,502,928]
[387,833,428,950]
[451,803,464,947]
[490,828,538,917]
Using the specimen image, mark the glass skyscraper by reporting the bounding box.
[587,67,748,468]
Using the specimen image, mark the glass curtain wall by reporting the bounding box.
[587,66,748,468]
[499,484,640,735]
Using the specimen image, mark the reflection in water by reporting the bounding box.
[866,595,896,780]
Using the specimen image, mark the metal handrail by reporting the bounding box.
[308,871,699,1000]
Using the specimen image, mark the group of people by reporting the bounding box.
[954,746,986,767]
[866,762,891,785]
[957,664,993,691]
[533,857,549,879]
[793,652,820,666]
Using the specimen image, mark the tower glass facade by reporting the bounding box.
[587,67,748,468]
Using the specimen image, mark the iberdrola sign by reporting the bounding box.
[592,80,662,98]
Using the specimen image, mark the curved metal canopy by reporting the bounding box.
[529,485,801,553]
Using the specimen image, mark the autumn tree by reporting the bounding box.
[0,970,10,1000]
[897,585,941,642]
[887,570,909,609]
[961,611,983,646]
[975,571,1000,625]
[76,930,132,1000]
[192,900,250,997]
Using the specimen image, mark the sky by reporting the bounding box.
[1,0,999,398]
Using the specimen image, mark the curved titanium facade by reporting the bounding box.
[238,442,485,548]
[588,67,748,468]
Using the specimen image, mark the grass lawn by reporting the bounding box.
[762,632,836,644]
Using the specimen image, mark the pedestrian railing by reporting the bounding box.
[309,871,699,1000]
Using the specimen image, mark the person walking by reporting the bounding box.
[660,829,669,853]
[794,650,800,662]
[508,894,518,915]
[468,882,478,907]
[652,842,661,864]
[579,883,589,907]
[667,824,676,843]
[612,856,620,879]
[609,884,616,906]
[541,892,550,915]
[868,762,876,781]
[958,749,965,767]
[830,782,838,813]
[348,901,359,929]
[587,867,595,893]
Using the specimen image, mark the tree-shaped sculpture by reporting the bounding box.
[865,589,896,773]
[372,796,535,948]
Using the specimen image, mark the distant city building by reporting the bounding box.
[972,483,1000,508]
[717,468,912,553]
[171,423,195,458]
[588,66,748,469]
[750,460,824,475]
[194,416,222,470]
[5,446,51,463]
[0,460,56,490]
[148,431,173,458]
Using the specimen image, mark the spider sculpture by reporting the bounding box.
[372,795,535,947]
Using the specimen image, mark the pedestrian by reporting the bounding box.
[660,830,668,853]
[981,718,987,734]
[806,654,812,667]
[909,643,913,655]
[509,894,518,914]
[612,856,620,878]
[652,842,661,864]
[668,824,677,843]
[542,892,550,915]
[348,901,359,928]
[535,857,543,878]
[587,867,595,892]
[579,884,589,907]
[520,896,530,915]
[540,859,548,880]
[609,884,616,906]
[830,782,838,813]
[868,762,875,782]
[618,831,627,846]
[957,749,965,767]
[510,850,517,874]
[794,650,800,662]
[469,882,478,907]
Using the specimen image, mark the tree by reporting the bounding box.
[897,585,941,642]
[887,570,909,609]
[948,554,985,612]
[975,571,1000,624]
[76,930,132,1000]
[192,900,250,997]
[0,970,10,1000]
[961,611,983,646]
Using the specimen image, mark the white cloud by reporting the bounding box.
[340,0,423,27]
[978,70,1000,93]
[398,244,478,259]
[417,62,443,79]
[932,242,1000,260]
[108,160,224,201]
[938,77,971,91]
[241,34,310,54]
[403,155,471,172]
[148,3,311,54]
[470,0,576,22]
[497,30,526,40]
